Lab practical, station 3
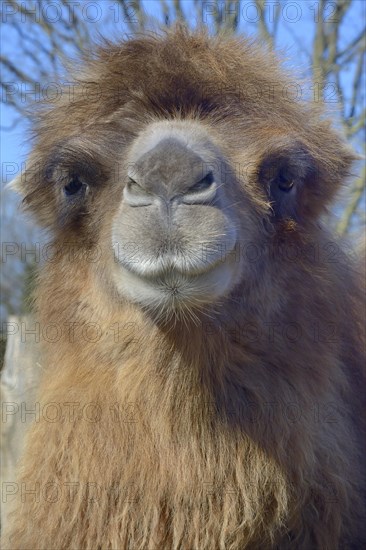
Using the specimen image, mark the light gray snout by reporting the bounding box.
[124,138,217,207]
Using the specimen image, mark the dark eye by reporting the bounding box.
[64,176,85,196]
[276,171,294,192]
[190,171,214,192]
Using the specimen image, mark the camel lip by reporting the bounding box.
[113,242,238,282]
[114,255,241,311]
[116,257,228,284]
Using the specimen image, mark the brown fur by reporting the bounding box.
[3,27,365,549]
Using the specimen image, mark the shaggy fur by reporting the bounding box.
[2,27,365,549]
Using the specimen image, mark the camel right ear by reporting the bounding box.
[6,170,24,195]
[7,157,59,228]
[6,160,42,196]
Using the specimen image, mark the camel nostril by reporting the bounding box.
[123,178,154,207]
[182,174,217,204]
[189,171,214,192]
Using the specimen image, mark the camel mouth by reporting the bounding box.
[116,252,236,288]
[113,245,237,280]
[113,252,242,312]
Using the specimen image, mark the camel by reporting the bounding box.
[2,26,365,549]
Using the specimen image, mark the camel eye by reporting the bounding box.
[190,171,214,192]
[276,171,295,192]
[64,176,85,196]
